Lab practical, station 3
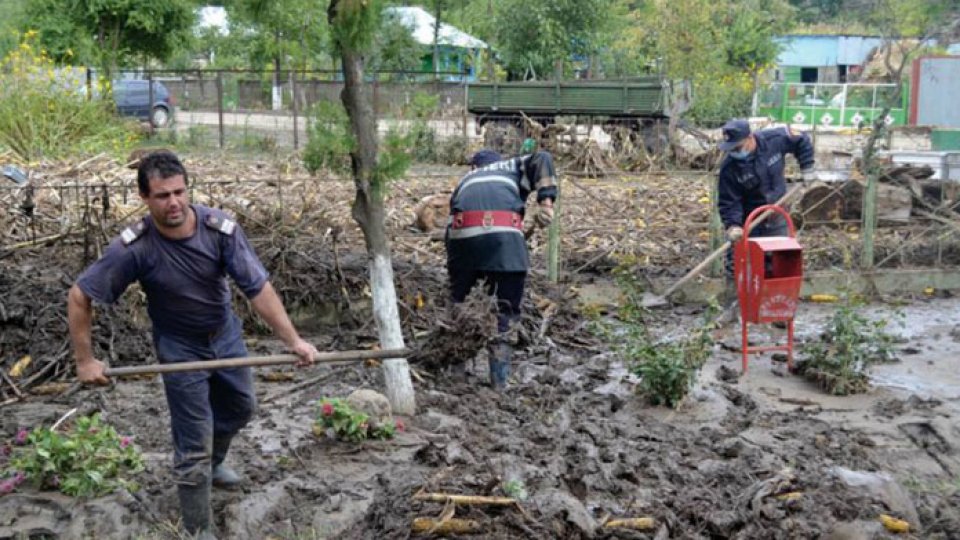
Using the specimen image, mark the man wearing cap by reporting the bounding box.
[446,149,558,389]
[717,119,815,321]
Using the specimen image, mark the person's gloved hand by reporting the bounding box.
[801,168,816,182]
[727,226,744,242]
[535,203,554,228]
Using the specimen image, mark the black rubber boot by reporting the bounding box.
[488,341,512,390]
[211,436,242,489]
[178,481,217,539]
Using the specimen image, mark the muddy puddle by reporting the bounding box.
[2,294,960,539]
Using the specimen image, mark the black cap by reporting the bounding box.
[719,119,751,152]
[468,149,502,167]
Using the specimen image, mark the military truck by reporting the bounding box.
[467,77,669,152]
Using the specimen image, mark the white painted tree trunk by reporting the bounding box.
[370,253,416,415]
[272,84,282,111]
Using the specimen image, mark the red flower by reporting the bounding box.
[120,436,132,449]
[321,403,334,417]
[395,420,405,432]
[13,429,28,446]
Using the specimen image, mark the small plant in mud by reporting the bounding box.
[797,297,902,395]
[314,398,403,443]
[501,479,528,501]
[1,413,143,497]
[598,262,716,408]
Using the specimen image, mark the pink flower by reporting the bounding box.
[12,472,25,486]
[395,420,405,432]
[14,429,28,446]
[321,403,334,417]
[0,480,13,494]
[120,436,132,449]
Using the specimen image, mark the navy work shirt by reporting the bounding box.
[446,152,558,272]
[76,204,268,338]
[718,127,814,228]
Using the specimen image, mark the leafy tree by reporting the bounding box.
[368,9,422,74]
[23,0,194,74]
[327,0,417,415]
[231,0,330,108]
[848,0,958,267]
[22,0,195,75]
[494,0,616,79]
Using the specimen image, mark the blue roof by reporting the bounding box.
[775,35,882,67]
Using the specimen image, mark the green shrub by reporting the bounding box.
[303,101,355,174]
[798,297,901,395]
[0,34,139,162]
[2,413,143,497]
[599,266,715,408]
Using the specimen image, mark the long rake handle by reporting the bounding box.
[655,183,805,301]
[103,348,411,377]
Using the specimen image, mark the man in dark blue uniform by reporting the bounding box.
[717,119,815,320]
[67,151,317,539]
[446,149,558,389]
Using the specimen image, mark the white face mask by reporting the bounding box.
[729,149,751,160]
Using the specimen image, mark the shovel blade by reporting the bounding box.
[640,292,669,308]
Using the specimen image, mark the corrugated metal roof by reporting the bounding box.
[775,35,881,67]
[385,6,487,50]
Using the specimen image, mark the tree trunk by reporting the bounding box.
[338,40,416,415]
[273,30,282,111]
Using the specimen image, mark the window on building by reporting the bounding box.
[800,67,818,83]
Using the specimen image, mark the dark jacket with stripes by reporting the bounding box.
[446,152,558,272]
[718,126,814,228]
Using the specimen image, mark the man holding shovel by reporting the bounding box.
[717,119,815,323]
[446,149,558,389]
[67,151,317,539]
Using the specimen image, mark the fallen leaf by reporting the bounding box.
[9,355,32,378]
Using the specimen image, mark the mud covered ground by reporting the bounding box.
[2,289,959,539]
[1,158,959,539]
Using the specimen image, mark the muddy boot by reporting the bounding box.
[488,341,512,390]
[211,436,242,489]
[178,481,217,540]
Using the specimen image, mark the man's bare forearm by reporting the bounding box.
[250,282,300,346]
[67,285,95,365]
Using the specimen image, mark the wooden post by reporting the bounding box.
[290,70,299,150]
[861,171,878,269]
[147,72,155,135]
[548,178,562,282]
[217,72,225,149]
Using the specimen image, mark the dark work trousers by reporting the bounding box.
[724,215,789,278]
[153,314,256,485]
[449,268,526,333]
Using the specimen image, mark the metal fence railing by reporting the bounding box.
[759,82,909,129]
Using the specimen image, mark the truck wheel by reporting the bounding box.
[151,106,171,128]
